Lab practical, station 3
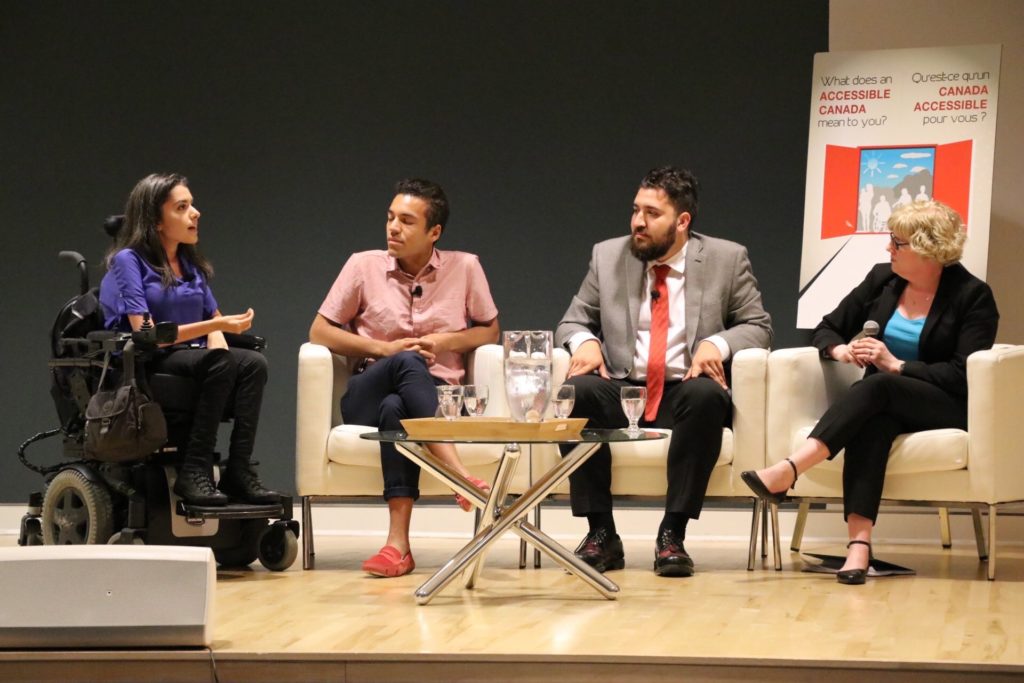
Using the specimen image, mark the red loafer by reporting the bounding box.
[455,476,491,512]
[362,545,415,577]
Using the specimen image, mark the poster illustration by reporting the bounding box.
[797,45,1001,328]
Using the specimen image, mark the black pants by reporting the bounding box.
[149,347,268,471]
[561,375,732,519]
[809,372,966,523]
[340,351,445,500]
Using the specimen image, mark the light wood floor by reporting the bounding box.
[5,534,1024,682]
[217,535,1024,659]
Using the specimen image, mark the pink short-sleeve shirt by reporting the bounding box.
[318,249,499,385]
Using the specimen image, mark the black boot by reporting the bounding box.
[174,466,228,506]
[219,460,282,504]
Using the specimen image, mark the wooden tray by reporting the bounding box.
[400,417,587,440]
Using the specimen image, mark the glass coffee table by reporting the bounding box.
[361,428,667,604]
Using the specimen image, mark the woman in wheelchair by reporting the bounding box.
[99,172,281,507]
[742,200,999,584]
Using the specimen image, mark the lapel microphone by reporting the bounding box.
[651,290,661,301]
[411,285,423,298]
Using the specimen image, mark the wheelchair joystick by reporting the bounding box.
[131,313,178,348]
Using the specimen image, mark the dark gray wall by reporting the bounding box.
[0,2,827,502]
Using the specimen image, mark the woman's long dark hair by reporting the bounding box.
[104,173,213,288]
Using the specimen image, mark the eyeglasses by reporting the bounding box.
[889,234,910,250]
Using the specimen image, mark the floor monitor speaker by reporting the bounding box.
[0,545,214,648]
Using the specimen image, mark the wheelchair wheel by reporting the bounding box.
[108,531,145,545]
[42,469,114,545]
[213,519,264,568]
[258,523,298,572]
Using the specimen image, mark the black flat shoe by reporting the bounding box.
[741,458,798,504]
[836,539,872,585]
[574,528,625,573]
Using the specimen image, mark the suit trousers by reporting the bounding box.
[149,347,268,471]
[561,374,731,519]
[809,371,967,523]
[340,351,445,500]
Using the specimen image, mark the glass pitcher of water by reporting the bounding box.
[503,330,552,422]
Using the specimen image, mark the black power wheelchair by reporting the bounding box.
[18,242,299,571]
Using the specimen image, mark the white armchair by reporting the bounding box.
[765,345,1024,579]
[295,343,520,569]
[529,347,771,569]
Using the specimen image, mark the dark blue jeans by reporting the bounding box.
[340,351,444,500]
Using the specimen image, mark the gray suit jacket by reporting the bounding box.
[555,232,772,379]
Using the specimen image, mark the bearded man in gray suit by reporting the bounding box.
[555,166,772,577]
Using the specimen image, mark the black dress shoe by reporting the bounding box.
[653,528,694,577]
[174,468,228,506]
[741,457,799,504]
[574,528,625,572]
[836,539,872,585]
[219,461,283,504]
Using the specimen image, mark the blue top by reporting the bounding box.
[883,309,924,361]
[99,248,218,336]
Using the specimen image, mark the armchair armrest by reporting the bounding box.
[730,348,768,472]
[766,347,863,465]
[967,345,1024,503]
[468,344,504,417]
[296,342,359,492]
[296,343,335,491]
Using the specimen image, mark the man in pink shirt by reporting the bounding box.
[310,178,500,577]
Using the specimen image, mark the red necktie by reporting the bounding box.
[645,264,670,422]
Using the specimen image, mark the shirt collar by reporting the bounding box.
[385,248,443,277]
[649,241,687,276]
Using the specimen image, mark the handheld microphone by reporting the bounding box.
[411,285,423,298]
[851,320,879,342]
[651,290,660,301]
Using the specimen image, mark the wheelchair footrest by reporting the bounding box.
[176,501,287,520]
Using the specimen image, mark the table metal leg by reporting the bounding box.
[463,444,521,588]
[394,442,490,511]
[533,504,542,569]
[515,521,618,598]
[412,441,609,604]
[396,439,512,590]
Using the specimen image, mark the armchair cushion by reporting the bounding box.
[608,428,733,468]
[792,425,968,475]
[326,425,506,468]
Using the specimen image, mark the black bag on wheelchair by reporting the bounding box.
[84,353,167,462]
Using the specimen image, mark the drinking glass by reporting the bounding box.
[462,384,489,417]
[620,386,647,437]
[436,385,464,421]
[553,384,575,419]
[503,330,553,422]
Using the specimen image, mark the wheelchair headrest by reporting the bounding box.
[104,215,124,238]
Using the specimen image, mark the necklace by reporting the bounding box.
[905,288,934,306]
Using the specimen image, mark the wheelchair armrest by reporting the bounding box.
[224,332,266,351]
[85,330,119,343]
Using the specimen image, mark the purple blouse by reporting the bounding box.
[99,248,218,334]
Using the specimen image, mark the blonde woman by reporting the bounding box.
[743,201,998,584]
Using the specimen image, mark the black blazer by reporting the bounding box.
[812,262,999,401]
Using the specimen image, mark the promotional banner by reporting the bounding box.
[797,44,1001,328]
